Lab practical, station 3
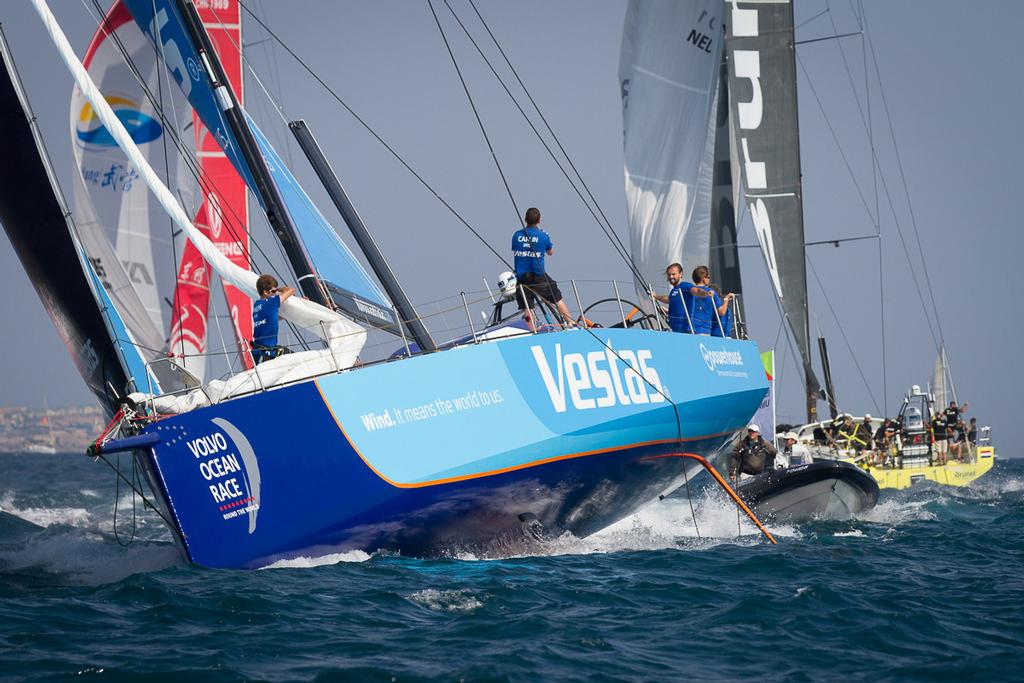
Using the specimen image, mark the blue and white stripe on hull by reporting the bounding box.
[138,329,767,568]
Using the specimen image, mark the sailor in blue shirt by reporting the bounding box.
[251,274,295,364]
[689,266,733,335]
[511,207,574,327]
[708,284,734,337]
[652,263,711,333]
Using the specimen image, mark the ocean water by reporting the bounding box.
[1,453,1022,682]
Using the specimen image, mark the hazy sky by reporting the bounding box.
[1,1,1021,446]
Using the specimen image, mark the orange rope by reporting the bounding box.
[645,452,777,544]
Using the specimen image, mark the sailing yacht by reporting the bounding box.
[0,1,771,568]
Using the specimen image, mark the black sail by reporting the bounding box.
[725,0,820,419]
[709,53,743,314]
[0,34,128,415]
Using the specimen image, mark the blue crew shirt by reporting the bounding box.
[252,295,281,362]
[511,226,552,276]
[711,306,733,338]
[667,282,696,333]
[690,286,724,335]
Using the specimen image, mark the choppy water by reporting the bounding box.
[1,453,1022,681]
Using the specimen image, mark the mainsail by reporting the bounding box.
[120,0,397,333]
[725,0,820,419]
[620,0,724,303]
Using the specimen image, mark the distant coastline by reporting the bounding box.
[0,405,104,454]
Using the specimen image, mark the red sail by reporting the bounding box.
[169,0,252,372]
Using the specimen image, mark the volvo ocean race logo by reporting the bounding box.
[76,96,162,147]
[700,343,748,378]
[186,418,261,533]
[531,343,665,413]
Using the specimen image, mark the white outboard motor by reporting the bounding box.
[497,271,518,300]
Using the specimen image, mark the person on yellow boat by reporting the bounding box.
[931,412,949,465]
[835,414,872,456]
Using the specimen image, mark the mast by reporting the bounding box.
[724,0,820,422]
[818,336,838,419]
[174,0,329,308]
[289,120,436,352]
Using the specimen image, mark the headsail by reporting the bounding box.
[620,0,724,302]
[69,1,190,357]
[725,0,820,418]
[120,0,397,332]
[1,29,157,414]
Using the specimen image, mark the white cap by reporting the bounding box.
[864,414,873,420]
[782,431,798,441]
[747,423,760,433]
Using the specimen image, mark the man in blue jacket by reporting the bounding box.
[652,263,711,333]
[511,207,574,326]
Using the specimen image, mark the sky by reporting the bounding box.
[1,1,1021,449]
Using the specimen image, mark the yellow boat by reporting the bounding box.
[793,386,997,491]
[854,447,994,490]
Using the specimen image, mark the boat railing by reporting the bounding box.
[137,277,749,413]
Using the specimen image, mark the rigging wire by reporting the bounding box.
[795,51,940,352]
[861,7,947,351]
[443,0,648,289]
[806,258,881,413]
[80,0,316,363]
[148,0,184,361]
[235,0,512,270]
[462,0,644,286]
[427,0,522,227]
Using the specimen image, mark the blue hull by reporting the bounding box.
[138,329,766,568]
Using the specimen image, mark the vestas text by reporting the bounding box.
[531,344,665,413]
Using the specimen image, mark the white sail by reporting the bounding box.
[34,0,366,412]
[620,0,724,300]
[69,4,196,338]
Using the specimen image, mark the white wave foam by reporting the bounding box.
[0,492,91,528]
[262,550,372,570]
[858,498,937,525]
[833,530,865,538]
[79,489,102,498]
[0,527,182,585]
[407,588,483,613]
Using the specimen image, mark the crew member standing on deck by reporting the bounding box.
[652,263,710,333]
[251,274,295,365]
[690,266,732,335]
[511,207,574,327]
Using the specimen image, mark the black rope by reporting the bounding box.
[447,0,647,288]
[94,450,177,530]
[427,0,521,228]
[235,0,512,270]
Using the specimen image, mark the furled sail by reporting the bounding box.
[1,30,158,414]
[708,54,744,311]
[725,0,820,417]
[69,1,190,357]
[620,0,724,303]
[120,0,397,332]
